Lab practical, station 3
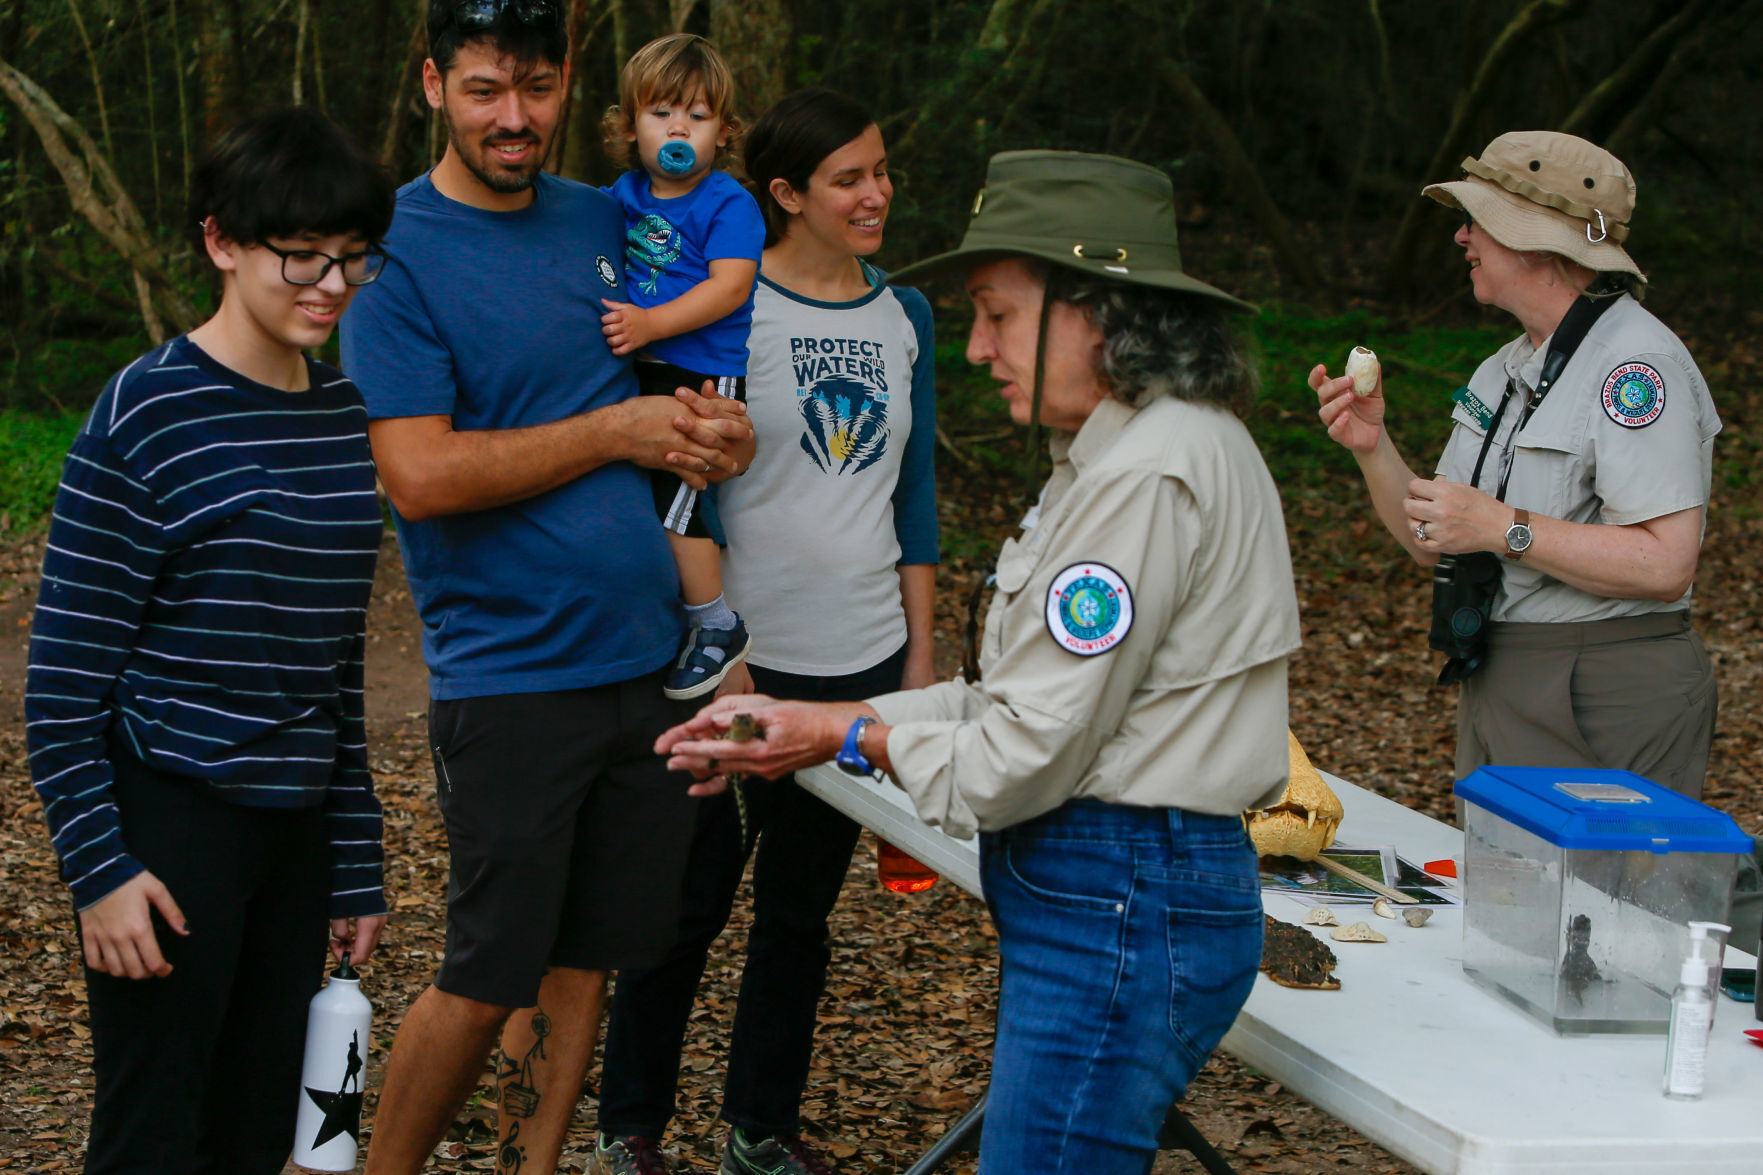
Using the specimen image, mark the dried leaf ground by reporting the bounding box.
[3,337,1760,1170]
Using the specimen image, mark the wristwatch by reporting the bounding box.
[1504,508,1533,561]
[835,716,878,776]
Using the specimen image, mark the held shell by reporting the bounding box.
[1243,731,1345,861]
[1372,898,1396,919]
[1302,906,1341,927]
[1330,921,1388,943]
[1403,908,1434,928]
[1346,346,1380,398]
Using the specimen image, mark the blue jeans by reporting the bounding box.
[978,800,1263,1175]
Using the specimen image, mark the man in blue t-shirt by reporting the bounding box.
[338,5,753,1173]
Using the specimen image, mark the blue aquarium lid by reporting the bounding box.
[1455,766,1754,854]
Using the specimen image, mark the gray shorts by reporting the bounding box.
[1455,610,1716,798]
[428,669,698,1008]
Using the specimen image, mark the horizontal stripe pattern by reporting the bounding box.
[25,338,386,916]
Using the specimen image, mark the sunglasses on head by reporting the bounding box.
[451,0,558,29]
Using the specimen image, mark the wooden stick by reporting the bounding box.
[1314,854,1419,904]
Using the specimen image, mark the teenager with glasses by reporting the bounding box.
[24,106,394,1175]
[341,3,754,1173]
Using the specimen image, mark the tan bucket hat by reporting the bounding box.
[889,149,1254,312]
[1422,130,1644,283]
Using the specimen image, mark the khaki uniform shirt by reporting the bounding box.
[870,395,1302,839]
[1436,295,1720,623]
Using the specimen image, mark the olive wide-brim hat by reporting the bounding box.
[888,150,1255,313]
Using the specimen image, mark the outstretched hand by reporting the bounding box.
[1312,363,1386,454]
[656,694,858,797]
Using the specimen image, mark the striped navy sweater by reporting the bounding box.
[25,337,385,917]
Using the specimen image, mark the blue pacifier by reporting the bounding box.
[657,141,697,176]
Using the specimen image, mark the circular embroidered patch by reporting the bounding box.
[1045,562,1134,656]
[1601,362,1665,429]
[595,255,618,288]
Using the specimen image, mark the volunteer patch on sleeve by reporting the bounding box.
[1601,362,1665,429]
[1045,562,1133,656]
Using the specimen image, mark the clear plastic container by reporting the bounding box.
[1455,767,1753,1036]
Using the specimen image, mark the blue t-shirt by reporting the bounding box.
[608,169,765,377]
[340,173,682,699]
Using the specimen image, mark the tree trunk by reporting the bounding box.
[198,0,246,143]
[1383,0,1587,295]
[1559,0,1711,145]
[709,0,792,125]
[611,0,664,76]
[379,0,429,169]
[1158,61,1325,293]
[0,57,199,340]
[559,1,616,181]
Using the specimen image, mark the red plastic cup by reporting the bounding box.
[877,838,938,893]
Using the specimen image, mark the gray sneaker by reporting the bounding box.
[718,1129,836,1175]
[592,1133,672,1175]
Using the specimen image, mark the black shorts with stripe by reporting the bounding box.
[635,358,746,538]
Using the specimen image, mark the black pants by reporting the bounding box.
[598,645,907,1138]
[81,751,329,1175]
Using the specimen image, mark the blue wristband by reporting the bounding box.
[835,716,877,776]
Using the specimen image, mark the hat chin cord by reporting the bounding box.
[1024,287,1055,499]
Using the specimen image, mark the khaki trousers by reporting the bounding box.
[1455,610,1715,798]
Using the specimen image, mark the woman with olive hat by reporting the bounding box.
[1314,130,1719,796]
[655,150,1301,1172]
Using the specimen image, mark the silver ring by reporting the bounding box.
[1416,522,1429,542]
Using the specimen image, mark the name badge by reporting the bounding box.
[1451,385,1497,431]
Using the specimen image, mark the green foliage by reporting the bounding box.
[0,408,82,533]
[1246,306,1512,490]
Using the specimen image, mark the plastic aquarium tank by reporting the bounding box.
[1454,766,1752,1036]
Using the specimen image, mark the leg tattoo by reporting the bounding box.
[498,1007,552,1120]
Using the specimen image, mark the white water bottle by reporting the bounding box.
[293,953,373,1171]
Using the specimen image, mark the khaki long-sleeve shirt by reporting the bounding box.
[872,395,1302,839]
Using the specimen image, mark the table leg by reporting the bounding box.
[901,1092,987,1175]
[1157,1104,1239,1175]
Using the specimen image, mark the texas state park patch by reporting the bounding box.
[1045,562,1134,656]
[1601,362,1665,429]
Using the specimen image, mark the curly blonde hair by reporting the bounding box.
[601,34,743,170]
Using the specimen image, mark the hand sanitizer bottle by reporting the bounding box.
[1663,925,1715,1101]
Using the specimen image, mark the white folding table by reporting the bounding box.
[794,764,1763,1175]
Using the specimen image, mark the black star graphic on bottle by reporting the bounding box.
[303,1085,364,1150]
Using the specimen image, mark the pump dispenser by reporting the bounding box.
[1686,920,1730,1013]
[1662,923,1724,1100]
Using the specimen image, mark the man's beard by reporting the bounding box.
[449,118,551,194]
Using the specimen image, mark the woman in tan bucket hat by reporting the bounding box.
[655,150,1302,1172]
[1314,130,1719,799]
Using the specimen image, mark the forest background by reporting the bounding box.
[2,0,1763,1171]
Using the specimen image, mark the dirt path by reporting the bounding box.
[0,528,1431,1172]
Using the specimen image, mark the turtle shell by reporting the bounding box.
[1261,914,1341,990]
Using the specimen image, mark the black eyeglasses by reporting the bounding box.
[452,0,558,28]
[258,241,387,287]
[1460,211,1474,233]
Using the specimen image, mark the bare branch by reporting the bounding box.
[0,56,198,340]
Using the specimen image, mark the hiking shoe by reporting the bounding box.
[718,1129,836,1175]
[592,1133,672,1175]
[664,617,752,700]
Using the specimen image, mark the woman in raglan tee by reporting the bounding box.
[594,88,937,1171]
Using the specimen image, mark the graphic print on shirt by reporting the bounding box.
[625,213,681,297]
[792,334,891,475]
